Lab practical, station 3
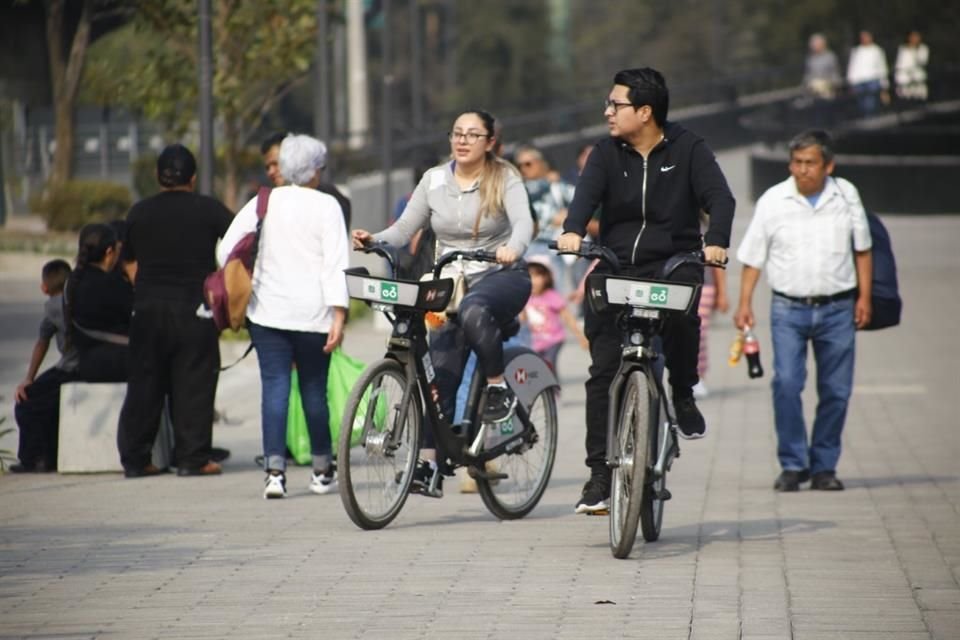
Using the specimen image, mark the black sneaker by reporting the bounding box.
[774,469,809,492]
[575,471,611,515]
[483,383,517,423]
[674,396,706,440]
[409,460,443,498]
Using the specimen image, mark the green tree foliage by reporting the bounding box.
[30,179,133,231]
[82,0,319,209]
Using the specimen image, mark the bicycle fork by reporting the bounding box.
[605,355,678,501]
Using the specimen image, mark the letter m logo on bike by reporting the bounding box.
[649,286,669,306]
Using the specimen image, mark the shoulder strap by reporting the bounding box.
[72,322,129,346]
[250,186,271,269]
[220,341,255,372]
[256,186,271,220]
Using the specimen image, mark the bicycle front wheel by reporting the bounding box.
[337,359,420,530]
[640,406,666,542]
[609,370,655,559]
[476,387,558,520]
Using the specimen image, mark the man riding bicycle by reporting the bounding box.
[557,67,736,515]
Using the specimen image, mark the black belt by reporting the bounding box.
[773,289,856,306]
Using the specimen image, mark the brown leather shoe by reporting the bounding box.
[124,464,168,479]
[176,461,222,477]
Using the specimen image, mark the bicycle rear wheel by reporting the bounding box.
[476,387,558,520]
[609,370,655,559]
[640,405,666,542]
[338,359,420,530]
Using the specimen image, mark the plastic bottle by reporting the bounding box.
[743,326,764,379]
[728,330,744,367]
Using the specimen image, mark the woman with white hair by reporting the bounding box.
[218,133,349,499]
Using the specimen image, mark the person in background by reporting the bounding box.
[11,260,75,472]
[847,30,890,116]
[392,155,438,280]
[261,131,351,230]
[804,33,842,100]
[693,213,729,399]
[13,225,134,472]
[353,109,533,498]
[735,129,872,493]
[894,30,929,101]
[516,144,575,293]
[558,67,735,515]
[522,255,588,370]
[220,134,349,500]
[118,144,234,479]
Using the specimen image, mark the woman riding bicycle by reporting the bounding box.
[352,109,533,495]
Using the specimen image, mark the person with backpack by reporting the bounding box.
[118,145,234,479]
[734,130,872,493]
[218,134,349,499]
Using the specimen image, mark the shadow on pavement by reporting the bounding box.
[587,517,837,559]
[844,474,958,489]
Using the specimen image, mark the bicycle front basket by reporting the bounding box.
[344,267,454,312]
[586,273,699,314]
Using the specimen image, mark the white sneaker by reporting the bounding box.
[263,473,286,499]
[309,466,336,495]
[692,381,709,399]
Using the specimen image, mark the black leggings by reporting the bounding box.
[430,264,531,423]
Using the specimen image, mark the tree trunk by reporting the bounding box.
[222,117,239,211]
[44,0,92,188]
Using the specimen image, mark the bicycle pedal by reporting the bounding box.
[585,508,610,516]
[654,487,672,501]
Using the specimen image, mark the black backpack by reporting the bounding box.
[861,211,901,331]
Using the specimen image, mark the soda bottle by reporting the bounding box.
[743,326,764,379]
[728,330,744,367]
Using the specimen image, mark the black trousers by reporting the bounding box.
[14,367,77,469]
[13,343,128,470]
[431,265,532,426]
[582,260,702,471]
[118,298,220,471]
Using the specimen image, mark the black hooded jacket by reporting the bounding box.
[564,122,735,266]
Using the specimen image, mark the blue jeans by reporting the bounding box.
[770,295,855,475]
[249,323,332,472]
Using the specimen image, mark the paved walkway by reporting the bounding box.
[1,150,958,639]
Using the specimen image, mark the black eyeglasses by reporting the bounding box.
[449,131,490,144]
[604,99,634,112]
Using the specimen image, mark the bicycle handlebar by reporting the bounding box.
[355,241,401,275]
[355,241,500,280]
[547,241,727,276]
[432,248,498,279]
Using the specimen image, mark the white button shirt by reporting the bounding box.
[737,176,872,297]
[218,185,349,333]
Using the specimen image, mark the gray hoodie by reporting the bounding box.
[374,161,533,281]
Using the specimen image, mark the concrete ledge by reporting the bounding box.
[58,382,173,473]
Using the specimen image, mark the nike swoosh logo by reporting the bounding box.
[660,165,676,173]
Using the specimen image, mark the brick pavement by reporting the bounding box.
[1,151,958,639]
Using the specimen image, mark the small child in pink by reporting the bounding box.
[522,256,588,370]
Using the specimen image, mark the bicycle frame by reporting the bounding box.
[604,322,679,481]
[347,252,558,474]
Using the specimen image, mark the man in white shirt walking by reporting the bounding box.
[734,130,872,493]
[846,30,889,115]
